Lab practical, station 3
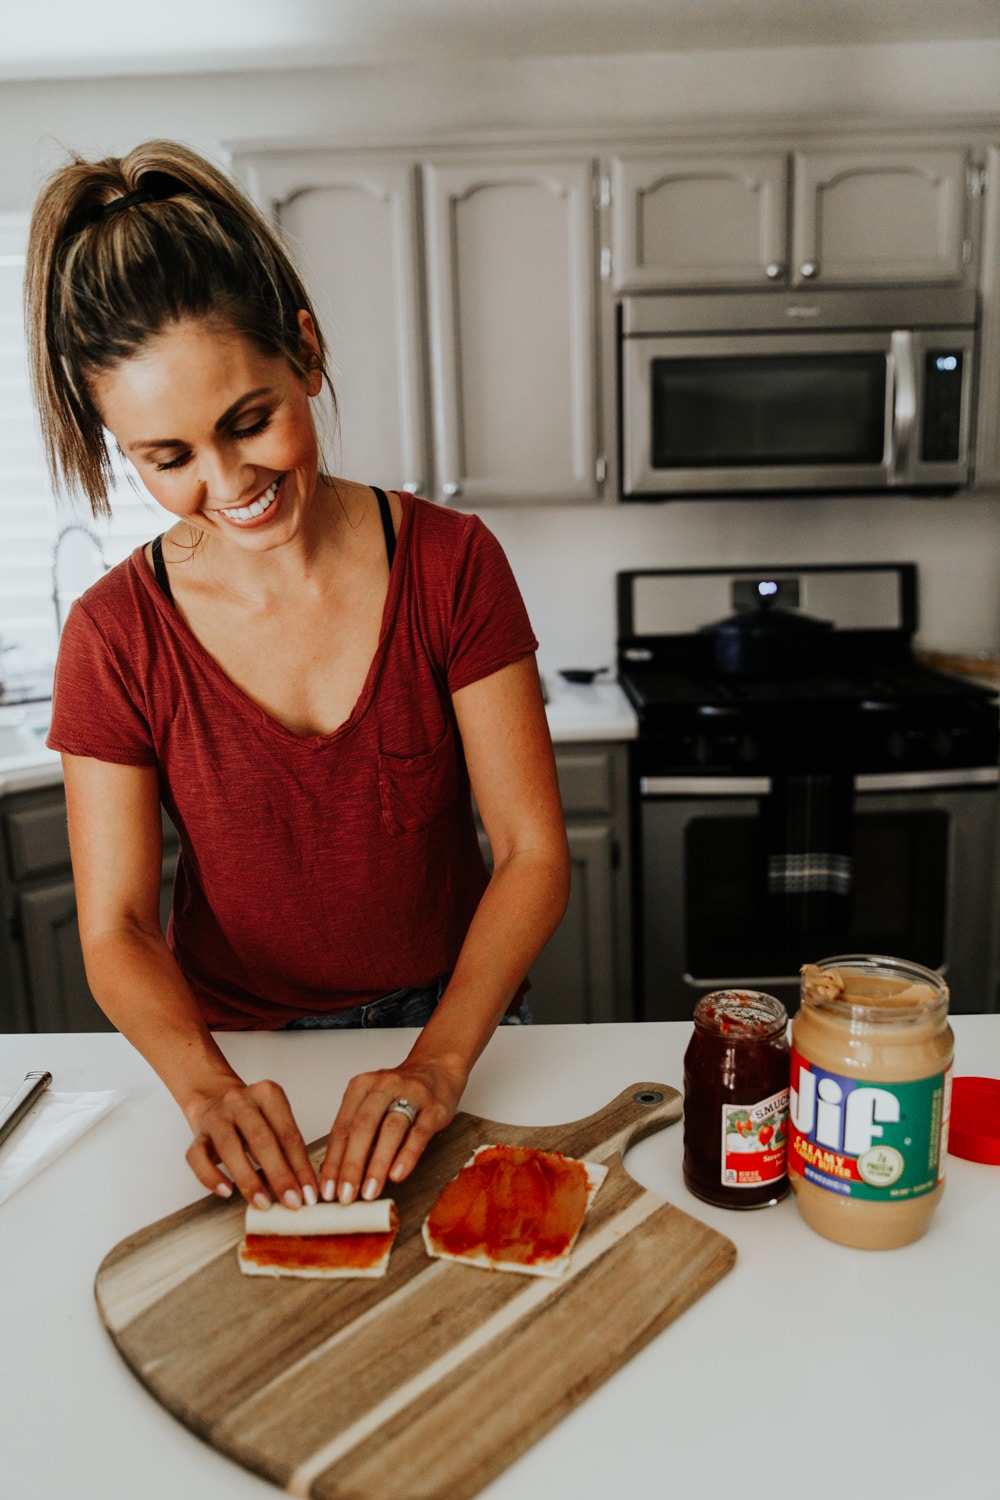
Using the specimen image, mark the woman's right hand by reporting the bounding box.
[183,1078,320,1210]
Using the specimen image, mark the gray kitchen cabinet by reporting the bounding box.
[611,145,975,290]
[423,158,601,505]
[235,153,429,498]
[0,784,177,1033]
[523,743,634,1025]
[973,142,1000,490]
[610,151,789,290]
[791,148,972,286]
[232,146,605,506]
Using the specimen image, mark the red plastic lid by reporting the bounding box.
[949,1077,1000,1166]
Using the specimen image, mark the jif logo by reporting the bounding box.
[790,1060,900,1156]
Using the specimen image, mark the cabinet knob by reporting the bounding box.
[765,262,786,280]
[441,482,463,499]
[800,261,819,279]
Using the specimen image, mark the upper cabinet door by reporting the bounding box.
[423,160,600,505]
[972,145,1000,490]
[610,153,789,290]
[236,155,429,496]
[791,149,971,286]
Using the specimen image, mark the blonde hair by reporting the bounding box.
[25,139,334,517]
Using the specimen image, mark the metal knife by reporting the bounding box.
[0,1071,53,1150]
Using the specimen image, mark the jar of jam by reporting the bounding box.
[790,955,953,1249]
[682,990,791,1209]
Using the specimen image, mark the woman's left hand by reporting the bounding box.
[319,1057,467,1205]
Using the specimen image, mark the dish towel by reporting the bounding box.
[0,1089,124,1208]
[762,774,854,939]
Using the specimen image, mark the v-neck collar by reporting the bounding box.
[133,489,412,748]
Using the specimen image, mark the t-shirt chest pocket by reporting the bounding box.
[377,728,461,836]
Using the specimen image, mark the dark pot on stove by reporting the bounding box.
[700,600,834,678]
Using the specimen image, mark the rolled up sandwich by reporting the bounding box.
[239,1198,400,1279]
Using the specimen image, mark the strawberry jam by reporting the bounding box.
[682,990,790,1209]
[425,1144,590,1268]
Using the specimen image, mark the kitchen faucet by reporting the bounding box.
[52,524,108,636]
[0,631,15,702]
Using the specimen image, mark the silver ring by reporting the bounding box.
[386,1097,418,1127]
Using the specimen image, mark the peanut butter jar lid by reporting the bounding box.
[949,1077,1000,1166]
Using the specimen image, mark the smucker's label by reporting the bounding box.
[721,1087,789,1188]
[787,1049,952,1201]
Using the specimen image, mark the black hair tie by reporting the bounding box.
[98,188,155,221]
[91,174,189,226]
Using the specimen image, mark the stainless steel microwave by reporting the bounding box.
[620,287,978,499]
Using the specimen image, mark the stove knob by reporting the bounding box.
[694,734,711,766]
[738,733,758,765]
[886,730,907,759]
[932,729,954,760]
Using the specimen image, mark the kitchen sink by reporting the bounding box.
[0,711,53,763]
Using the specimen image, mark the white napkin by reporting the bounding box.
[0,1089,125,1208]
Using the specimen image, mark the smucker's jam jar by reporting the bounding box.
[790,955,953,1250]
[682,990,791,1209]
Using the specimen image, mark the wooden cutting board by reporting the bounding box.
[95,1083,736,1500]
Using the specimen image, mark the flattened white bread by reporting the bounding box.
[422,1146,608,1278]
[244,1199,398,1236]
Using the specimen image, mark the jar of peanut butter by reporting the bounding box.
[790,955,953,1250]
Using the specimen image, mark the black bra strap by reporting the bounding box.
[150,534,174,603]
[372,487,396,570]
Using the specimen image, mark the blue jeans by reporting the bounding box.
[283,979,532,1030]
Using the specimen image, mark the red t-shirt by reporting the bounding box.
[47,493,538,1028]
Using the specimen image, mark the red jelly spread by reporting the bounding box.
[682,990,790,1210]
[425,1144,590,1266]
[242,1231,396,1273]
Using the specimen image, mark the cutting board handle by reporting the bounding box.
[561,1082,683,1163]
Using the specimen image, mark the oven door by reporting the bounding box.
[639,770,1000,1020]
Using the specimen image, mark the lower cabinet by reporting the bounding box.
[477,743,634,1023]
[526,743,634,1024]
[0,784,177,1033]
[1,741,634,1032]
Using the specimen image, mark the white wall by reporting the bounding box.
[4,39,1000,206]
[486,496,1000,678]
[3,38,1000,677]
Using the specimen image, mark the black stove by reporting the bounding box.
[619,564,1000,1020]
[618,564,999,777]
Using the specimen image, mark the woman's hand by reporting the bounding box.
[319,1057,468,1205]
[184,1078,320,1210]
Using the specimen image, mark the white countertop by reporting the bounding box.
[1,1019,996,1500]
[541,675,637,742]
[0,702,60,795]
[0,682,636,797]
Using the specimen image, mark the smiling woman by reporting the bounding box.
[91,317,325,545]
[23,140,569,1222]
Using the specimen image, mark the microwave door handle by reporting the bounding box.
[890,330,916,485]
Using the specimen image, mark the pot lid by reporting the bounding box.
[700,603,833,638]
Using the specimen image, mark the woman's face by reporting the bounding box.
[92,313,324,549]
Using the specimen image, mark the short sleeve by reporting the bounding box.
[46,599,157,765]
[444,517,539,694]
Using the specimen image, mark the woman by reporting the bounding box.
[26,140,569,1215]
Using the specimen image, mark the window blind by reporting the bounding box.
[0,212,172,698]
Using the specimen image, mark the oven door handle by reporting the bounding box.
[641,776,772,796]
[855,767,999,791]
[889,329,916,486]
[641,767,999,797]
